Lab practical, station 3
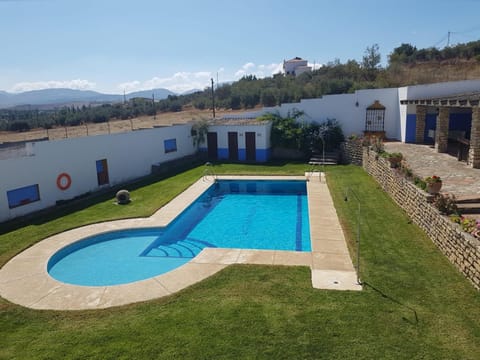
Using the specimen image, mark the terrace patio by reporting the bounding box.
[384,141,480,197]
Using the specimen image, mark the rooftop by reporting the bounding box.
[209,117,270,126]
[400,91,480,107]
[285,57,306,62]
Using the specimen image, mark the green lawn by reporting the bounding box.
[1,163,479,359]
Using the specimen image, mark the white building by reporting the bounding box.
[199,119,272,162]
[283,57,312,76]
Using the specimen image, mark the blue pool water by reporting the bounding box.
[48,180,311,286]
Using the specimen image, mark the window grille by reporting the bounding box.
[365,101,386,132]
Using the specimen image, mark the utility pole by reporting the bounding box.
[211,78,216,119]
[152,92,156,121]
[447,31,451,47]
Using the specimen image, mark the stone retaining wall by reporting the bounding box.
[340,139,363,165]
[361,147,480,289]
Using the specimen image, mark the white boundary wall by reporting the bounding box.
[0,124,194,222]
[225,80,480,142]
[224,88,401,139]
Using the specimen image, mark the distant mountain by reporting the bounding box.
[0,91,12,105]
[0,88,175,109]
[181,89,202,95]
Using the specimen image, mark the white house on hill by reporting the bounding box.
[283,57,312,76]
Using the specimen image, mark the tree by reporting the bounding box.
[362,44,382,81]
[8,121,30,132]
[261,89,277,107]
[229,95,241,110]
[191,118,209,149]
[362,44,381,69]
[258,110,306,151]
[389,43,417,63]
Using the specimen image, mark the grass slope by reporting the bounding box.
[0,164,479,359]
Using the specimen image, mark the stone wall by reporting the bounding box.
[362,147,480,289]
[340,139,363,165]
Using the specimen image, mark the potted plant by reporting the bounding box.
[386,152,403,168]
[425,175,442,194]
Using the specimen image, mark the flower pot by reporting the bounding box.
[426,181,442,194]
[388,157,402,168]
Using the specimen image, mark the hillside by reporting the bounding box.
[387,59,480,86]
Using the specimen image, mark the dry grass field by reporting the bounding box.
[0,108,243,144]
[388,59,480,86]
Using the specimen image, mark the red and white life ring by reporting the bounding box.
[56,173,72,190]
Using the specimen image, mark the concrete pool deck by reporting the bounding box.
[0,174,361,310]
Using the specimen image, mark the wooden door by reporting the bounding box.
[245,132,256,161]
[228,132,238,161]
[207,132,218,159]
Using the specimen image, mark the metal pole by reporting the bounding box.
[211,78,216,119]
[322,135,325,182]
[356,202,361,284]
[152,93,156,121]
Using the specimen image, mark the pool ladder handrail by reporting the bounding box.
[202,167,217,182]
[306,164,324,182]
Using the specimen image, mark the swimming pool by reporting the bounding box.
[48,180,311,286]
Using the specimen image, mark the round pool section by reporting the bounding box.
[48,180,311,286]
[47,229,192,286]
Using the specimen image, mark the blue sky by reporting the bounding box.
[1,0,480,94]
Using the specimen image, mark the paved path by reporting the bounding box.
[306,172,361,290]
[0,175,360,310]
[384,142,480,197]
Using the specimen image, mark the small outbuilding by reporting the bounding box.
[199,118,272,162]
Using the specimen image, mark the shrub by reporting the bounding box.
[399,162,413,178]
[450,215,480,238]
[433,193,458,215]
[369,136,385,154]
[414,176,427,190]
[8,121,30,132]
